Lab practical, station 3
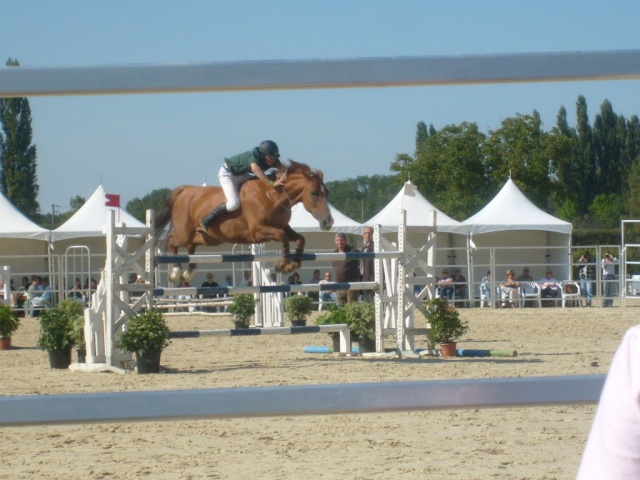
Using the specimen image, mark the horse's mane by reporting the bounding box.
[282,159,329,197]
[285,159,317,177]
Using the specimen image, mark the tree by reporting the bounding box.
[484,112,556,210]
[127,188,171,222]
[0,58,39,218]
[392,122,488,220]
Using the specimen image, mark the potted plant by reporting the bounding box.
[315,304,351,351]
[118,309,171,374]
[316,303,376,353]
[57,299,86,362]
[0,303,20,350]
[344,303,376,353]
[228,294,255,328]
[423,298,469,357]
[37,305,77,369]
[285,294,314,326]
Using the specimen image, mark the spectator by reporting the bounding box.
[332,233,360,304]
[601,252,618,307]
[499,270,521,308]
[243,270,253,287]
[361,226,375,303]
[177,280,195,312]
[68,277,84,302]
[516,267,533,282]
[539,270,560,304]
[579,252,595,307]
[41,277,52,307]
[129,273,138,284]
[26,275,45,316]
[319,271,337,309]
[308,269,321,303]
[200,273,219,313]
[436,268,454,300]
[451,268,467,306]
[480,270,493,307]
[19,276,29,291]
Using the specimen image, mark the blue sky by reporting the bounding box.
[2,1,640,214]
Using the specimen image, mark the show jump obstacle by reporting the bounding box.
[81,206,436,372]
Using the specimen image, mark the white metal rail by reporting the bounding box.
[1,50,639,97]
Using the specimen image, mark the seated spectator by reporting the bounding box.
[200,273,219,313]
[318,271,336,310]
[26,275,45,316]
[451,268,467,305]
[68,277,84,302]
[499,270,521,308]
[480,270,492,306]
[129,273,138,284]
[40,277,52,307]
[436,269,454,300]
[517,267,533,282]
[308,270,321,303]
[539,270,560,303]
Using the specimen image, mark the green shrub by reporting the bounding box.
[118,309,171,355]
[423,298,468,345]
[285,295,314,324]
[316,303,375,341]
[37,307,76,352]
[57,299,85,348]
[0,303,20,338]
[228,294,255,327]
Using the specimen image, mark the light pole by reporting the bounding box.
[51,204,60,227]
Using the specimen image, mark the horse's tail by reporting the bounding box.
[154,186,186,239]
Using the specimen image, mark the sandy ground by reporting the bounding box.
[1,305,638,479]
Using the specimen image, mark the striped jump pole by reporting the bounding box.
[152,281,377,297]
[155,251,401,265]
[169,324,352,353]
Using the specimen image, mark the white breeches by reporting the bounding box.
[500,286,520,302]
[218,165,252,212]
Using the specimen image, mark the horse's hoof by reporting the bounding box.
[169,267,182,283]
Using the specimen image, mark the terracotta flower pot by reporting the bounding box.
[439,342,458,357]
[0,337,11,350]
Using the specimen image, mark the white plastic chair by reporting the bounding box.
[561,281,581,308]
[519,282,542,308]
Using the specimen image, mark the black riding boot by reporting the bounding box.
[199,203,228,231]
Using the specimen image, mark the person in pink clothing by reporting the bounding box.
[577,324,640,478]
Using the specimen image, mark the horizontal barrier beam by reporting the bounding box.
[154,282,377,297]
[155,251,401,265]
[170,324,349,339]
[0,375,605,427]
[2,51,640,97]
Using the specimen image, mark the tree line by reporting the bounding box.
[1,55,638,239]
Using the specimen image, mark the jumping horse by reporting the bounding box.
[155,160,334,282]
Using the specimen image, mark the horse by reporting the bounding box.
[154,160,334,282]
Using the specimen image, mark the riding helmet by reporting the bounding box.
[258,140,280,158]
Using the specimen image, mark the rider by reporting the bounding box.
[199,140,287,231]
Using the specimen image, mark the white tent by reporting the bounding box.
[463,178,573,283]
[51,185,144,241]
[365,182,470,279]
[0,191,50,278]
[366,182,469,235]
[0,190,49,240]
[50,186,146,283]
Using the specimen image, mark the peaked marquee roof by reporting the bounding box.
[0,190,49,240]
[366,182,469,235]
[52,185,145,240]
[462,178,572,235]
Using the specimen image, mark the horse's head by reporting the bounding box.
[284,160,334,231]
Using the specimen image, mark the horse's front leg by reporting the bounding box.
[252,225,303,273]
[284,225,305,267]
